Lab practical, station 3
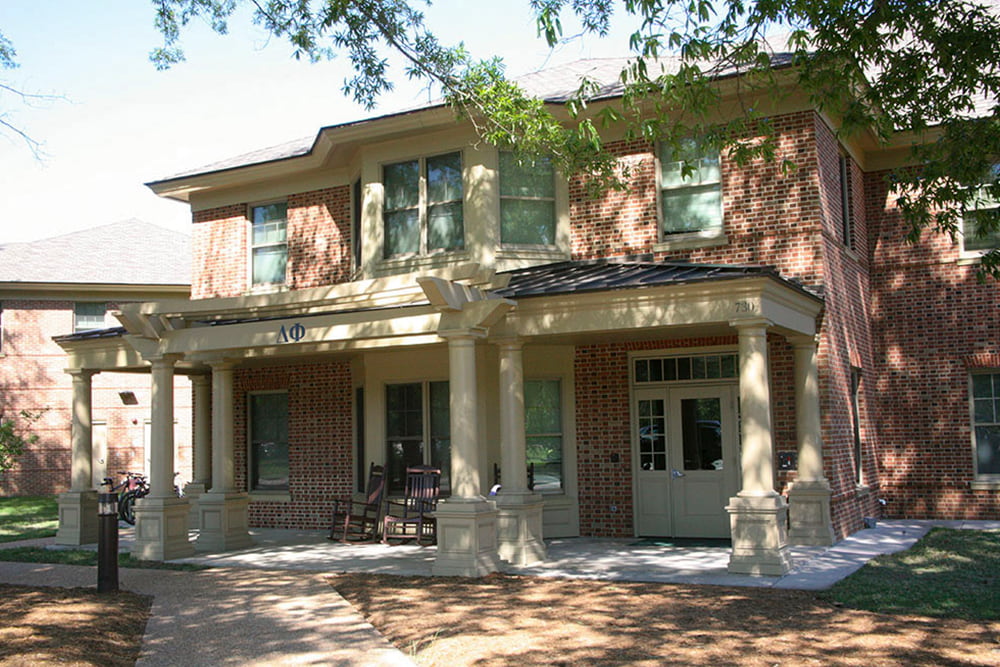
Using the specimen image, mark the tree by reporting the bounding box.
[0,28,51,157]
[0,410,41,475]
[151,0,1000,275]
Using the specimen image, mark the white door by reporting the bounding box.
[634,385,739,538]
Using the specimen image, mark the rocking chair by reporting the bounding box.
[328,463,386,542]
[382,465,441,545]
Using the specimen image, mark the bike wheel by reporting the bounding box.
[119,492,137,525]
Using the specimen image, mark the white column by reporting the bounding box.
[191,374,212,487]
[210,361,236,492]
[726,319,792,575]
[448,334,482,500]
[148,356,178,499]
[56,369,99,545]
[787,335,835,546]
[495,340,546,566]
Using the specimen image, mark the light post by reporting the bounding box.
[97,488,119,593]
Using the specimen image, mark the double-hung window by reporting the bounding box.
[971,373,1000,477]
[499,152,556,246]
[74,302,106,332]
[385,381,451,495]
[525,379,563,492]
[962,208,1000,253]
[383,152,464,257]
[659,139,723,238]
[251,202,288,286]
[249,392,289,492]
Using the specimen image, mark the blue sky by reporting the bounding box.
[0,1,631,243]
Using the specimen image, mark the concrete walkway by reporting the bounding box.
[1,519,997,665]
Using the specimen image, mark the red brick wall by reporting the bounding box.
[868,168,1000,519]
[0,299,192,496]
[232,361,354,529]
[191,186,353,299]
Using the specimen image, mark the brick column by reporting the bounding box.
[56,369,98,545]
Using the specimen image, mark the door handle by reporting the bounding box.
[671,469,685,478]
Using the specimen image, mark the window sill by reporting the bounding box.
[653,232,728,253]
[247,283,288,296]
[970,480,1000,491]
[375,250,470,276]
[249,491,292,503]
[496,246,568,261]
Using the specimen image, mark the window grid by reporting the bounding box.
[638,398,667,471]
[74,303,106,333]
[499,152,556,246]
[658,139,723,238]
[525,379,563,492]
[383,152,464,257]
[250,202,288,286]
[972,373,1000,476]
[839,153,854,249]
[634,354,738,384]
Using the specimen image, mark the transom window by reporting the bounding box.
[659,138,723,237]
[500,152,555,246]
[971,373,1000,477]
[251,202,288,286]
[74,302,106,333]
[383,152,464,257]
[525,379,563,492]
[634,354,738,383]
[249,392,289,492]
[385,381,451,495]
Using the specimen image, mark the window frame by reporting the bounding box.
[248,201,289,289]
[384,380,451,496]
[839,152,855,250]
[498,151,557,248]
[73,302,106,333]
[655,138,725,250]
[382,151,465,259]
[524,377,564,494]
[969,372,1000,483]
[850,367,863,485]
[247,390,290,494]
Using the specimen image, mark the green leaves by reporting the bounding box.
[0,410,42,474]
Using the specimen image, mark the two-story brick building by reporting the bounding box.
[55,57,999,575]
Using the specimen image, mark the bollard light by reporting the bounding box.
[97,490,119,593]
[98,492,118,517]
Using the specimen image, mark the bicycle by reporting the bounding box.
[102,471,150,525]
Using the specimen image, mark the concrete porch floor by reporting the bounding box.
[66,519,998,590]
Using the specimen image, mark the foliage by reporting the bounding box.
[0,495,57,543]
[822,528,1000,620]
[0,545,210,570]
[0,410,42,475]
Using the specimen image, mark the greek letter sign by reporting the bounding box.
[277,322,306,344]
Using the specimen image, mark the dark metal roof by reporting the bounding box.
[495,260,818,299]
[54,326,128,344]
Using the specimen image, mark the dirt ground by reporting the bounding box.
[330,573,1000,666]
[0,584,150,667]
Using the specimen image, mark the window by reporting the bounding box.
[634,353,738,383]
[850,368,863,484]
[839,153,854,249]
[74,302,106,333]
[352,179,362,270]
[385,381,450,495]
[383,152,464,257]
[659,138,722,237]
[249,392,289,491]
[962,208,1000,252]
[500,152,555,246]
[251,202,288,286]
[525,379,563,492]
[971,373,1000,477]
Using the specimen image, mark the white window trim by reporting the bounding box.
[247,201,289,294]
[73,302,106,333]
[247,389,291,499]
[498,152,557,249]
[524,376,567,495]
[655,140,726,251]
[969,372,1000,484]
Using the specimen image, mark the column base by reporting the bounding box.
[495,491,547,567]
[432,498,501,577]
[182,482,208,529]
[132,496,195,561]
[195,492,252,552]
[787,480,836,546]
[55,491,99,546]
[726,494,793,576]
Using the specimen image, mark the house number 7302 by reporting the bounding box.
[734,300,758,313]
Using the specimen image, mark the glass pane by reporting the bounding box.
[721,354,737,378]
[963,210,1000,251]
[635,360,649,383]
[680,397,723,471]
[427,201,465,250]
[500,199,556,245]
[649,359,663,382]
[500,152,555,198]
[662,187,722,235]
[427,152,463,204]
[74,303,106,331]
[677,357,691,380]
[525,380,561,433]
[659,140,721,187]
[386,439,424,495]
[384,160,419,209]
[976,425,1000,474]
[527,435,562,491]
[664,358,677,381]
[430,436,451,495]
[706,356,721,378]
[972,374,996,399]
[692,356,706,379]
[974,398,995,424]
[252,219,287,245]
[386,384,422,438]
[385,209,420,256]
[250,393,289,491]
[252,202,287,226]
[252,246,287,285]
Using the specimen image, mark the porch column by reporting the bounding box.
[196,360,251,552]
[132,355,194,560]
[786,335,835,545]
[56,369,98,545]
[495,340,546,565]
[433,332,500,577]
[726,319,792,575]
[182,374,212,528]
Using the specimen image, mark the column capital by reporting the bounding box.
[493,337,523,352]
[148,353,183,369]
[787,333,820,349]
[439,328,487,342]
[190,373,212,387]
[730,317,774,332]
[65,368,97,380]
[206,358,236,371]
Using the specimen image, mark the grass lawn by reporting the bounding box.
[0,546,209,571]
[822,527,1000,620]
[0,495,57,543]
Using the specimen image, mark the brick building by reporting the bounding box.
[54,58,999,575]
[0,220,193,498]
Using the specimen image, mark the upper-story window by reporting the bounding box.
[383,152,464,257]
[962,208,1000,253]
[500,152,556,246]
[251,202,288,286]
[839,152,855,249]
[658,138,723,238]
[74,302,106,332]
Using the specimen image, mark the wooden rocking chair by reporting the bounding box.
[328,463,386,542]
[382,465,441,545]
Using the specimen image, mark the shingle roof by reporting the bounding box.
[0,219,191,286]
